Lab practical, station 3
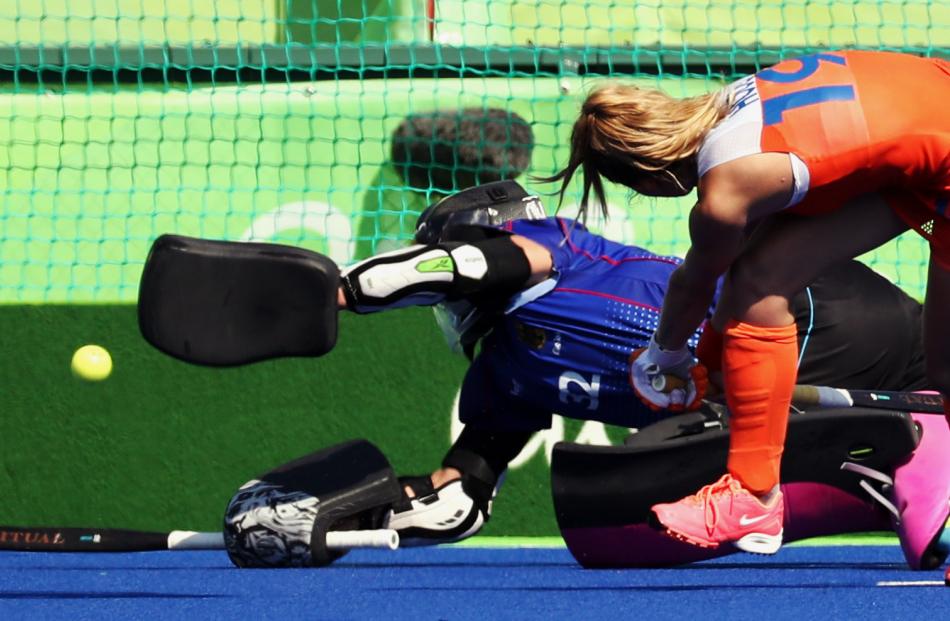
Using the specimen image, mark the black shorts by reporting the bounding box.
[792,260,927,392]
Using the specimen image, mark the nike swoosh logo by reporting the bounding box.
[739,513,770,526]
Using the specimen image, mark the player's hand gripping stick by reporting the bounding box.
[629,335,708,412]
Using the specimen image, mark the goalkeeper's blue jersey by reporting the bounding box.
[458,217,716,432]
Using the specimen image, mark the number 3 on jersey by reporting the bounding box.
[558,371,601,411]
[758,52,856,126]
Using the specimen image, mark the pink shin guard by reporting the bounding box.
[890,411,950,570]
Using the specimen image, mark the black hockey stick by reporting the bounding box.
[791,385,944,414]
[0,525,397,552]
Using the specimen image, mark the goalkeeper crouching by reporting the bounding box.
[337,181,929,548]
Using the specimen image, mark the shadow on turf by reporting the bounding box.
[375,581,924,593]
[343,561,904,571]
[676,562,905,571]
[0,591,227,600]
[336,562,577,569]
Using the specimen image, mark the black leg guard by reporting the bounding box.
[223,440,401,568]
[441,427,534,515]
[138,234,339,366]
[443,427,533,487]
[552,407,919,568]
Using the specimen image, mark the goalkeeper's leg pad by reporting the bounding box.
[553,407,918,568]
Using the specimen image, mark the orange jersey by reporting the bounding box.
[757,50,950,215]
[700,50,950,266]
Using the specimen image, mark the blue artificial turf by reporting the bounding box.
[0,545,945,620]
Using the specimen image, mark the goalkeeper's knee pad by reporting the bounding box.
[384,471,504,547]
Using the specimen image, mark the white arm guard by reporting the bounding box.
[340,237,530,314]
[340,244,458,313]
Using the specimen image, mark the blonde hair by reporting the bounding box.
[542,83,729,220]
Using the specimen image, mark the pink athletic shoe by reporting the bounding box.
[651,473,784,554]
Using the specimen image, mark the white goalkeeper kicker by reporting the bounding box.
[167,529,400,551]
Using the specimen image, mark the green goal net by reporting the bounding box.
[0,1,946,303]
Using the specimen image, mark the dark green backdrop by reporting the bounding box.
[1,305,615,537]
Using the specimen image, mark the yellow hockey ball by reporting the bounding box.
[71,344,113,381]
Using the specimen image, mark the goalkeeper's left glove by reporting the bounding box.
[629,334,708,412]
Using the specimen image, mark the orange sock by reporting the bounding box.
[722,320,798,495]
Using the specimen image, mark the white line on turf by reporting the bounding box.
[876,580,945,587]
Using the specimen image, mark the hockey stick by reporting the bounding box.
[652,371,944,414]
[791,385,944,414]
[0,525,399,553]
